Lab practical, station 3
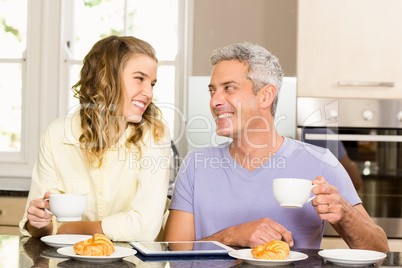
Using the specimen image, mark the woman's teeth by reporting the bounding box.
[217,113,233,119]
[132,100,145,108]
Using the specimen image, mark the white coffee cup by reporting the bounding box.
[45,193,88,221]
[273,178,317,208]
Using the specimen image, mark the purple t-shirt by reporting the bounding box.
[170,137,361,249]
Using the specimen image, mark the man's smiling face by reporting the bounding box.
[208,60,259,139]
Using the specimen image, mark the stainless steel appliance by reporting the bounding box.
[297,97,402,238]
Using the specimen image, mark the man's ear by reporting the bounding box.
[258,84,277,109]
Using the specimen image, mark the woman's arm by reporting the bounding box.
[56,221,103,235]
[101,129,172,241]
[20,123,61,237]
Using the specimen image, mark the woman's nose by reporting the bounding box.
[142,84,153,98]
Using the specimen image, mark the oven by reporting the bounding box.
[296,97,402,238]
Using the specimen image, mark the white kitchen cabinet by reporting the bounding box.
[297,0,402,99]
[0,196,27,235]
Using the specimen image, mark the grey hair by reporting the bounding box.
[210,42,283,118]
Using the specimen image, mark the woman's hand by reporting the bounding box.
[26,191,53,230]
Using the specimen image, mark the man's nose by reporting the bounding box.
[210,90,224,108]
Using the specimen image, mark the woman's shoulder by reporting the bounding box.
[43,112,80,140]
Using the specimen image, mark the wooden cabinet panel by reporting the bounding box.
[297,0,402,99]
[0,226,21,236]
[0,197,27,226]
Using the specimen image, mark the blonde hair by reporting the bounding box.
[72,35,165,168]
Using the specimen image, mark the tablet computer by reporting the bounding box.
[130,241,233,256]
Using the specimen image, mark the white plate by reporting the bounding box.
[40,248,70,260]
[40,234,92,248]
[57,246,136,263]
[228,249,308,266]
[318,249,387,267]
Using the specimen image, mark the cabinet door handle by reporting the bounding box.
[338,81,395,87]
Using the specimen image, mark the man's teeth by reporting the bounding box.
[132,101,145,108]
[217,113,233,119]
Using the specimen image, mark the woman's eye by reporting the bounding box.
[135,77,144,81]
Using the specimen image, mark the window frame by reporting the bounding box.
[0,0,190,178]
[0,0,46,177]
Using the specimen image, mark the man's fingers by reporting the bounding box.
[281,230,294,247]
[263,222,294,247]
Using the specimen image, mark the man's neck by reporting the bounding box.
[229,132,284,171]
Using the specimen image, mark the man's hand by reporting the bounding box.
[214,218,293,248]
[311,176,348,224]
[165,210,293,249]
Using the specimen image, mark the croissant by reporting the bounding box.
[251,240,290,260]
[74,233,115,256]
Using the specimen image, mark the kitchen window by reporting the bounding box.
[0,0,189,178]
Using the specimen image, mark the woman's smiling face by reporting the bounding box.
[121,54,157,123]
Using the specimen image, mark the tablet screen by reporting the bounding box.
[130,241,233,256]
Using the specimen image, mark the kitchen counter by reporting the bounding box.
[0,177,30,197]
[1,235,401,267]
[0,190,29,197]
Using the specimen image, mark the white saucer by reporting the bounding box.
[41,234,92,248]
[318,249,387,267]
[40,248,70,260]
[57,246,136,263]
[228,249,308,266]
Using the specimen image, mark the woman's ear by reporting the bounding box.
[258,84,277,109]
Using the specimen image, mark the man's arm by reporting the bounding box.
[163,209,293,248]
[312,176,389,252]
[164,210,195,241]
[331,204,389,252]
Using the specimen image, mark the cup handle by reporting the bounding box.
[307,184,318,203]
[44,198,53,215]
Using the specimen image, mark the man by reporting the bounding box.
[164,42,388,251]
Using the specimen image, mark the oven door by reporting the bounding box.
[297,127,402,238]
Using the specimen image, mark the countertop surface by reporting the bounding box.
[1,235,401,267]
[0,177,30,196]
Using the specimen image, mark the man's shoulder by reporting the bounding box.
[284,137,340,168]
[284,137,327,153]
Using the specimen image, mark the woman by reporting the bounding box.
[19,35,171,242]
